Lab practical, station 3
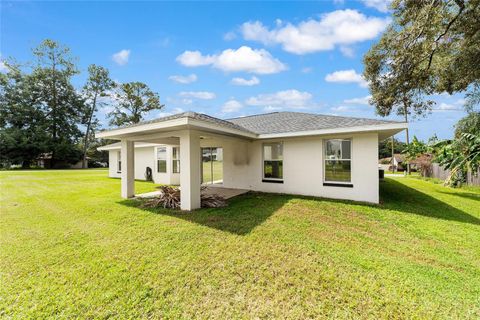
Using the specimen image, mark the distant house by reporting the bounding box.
[97,111,407,209]
[379,153,405,172]
[36,153,87,169]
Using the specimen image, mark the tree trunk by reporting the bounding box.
[82,94,97,169]
[22,160,30,169]
[51,57,58,169]
[404,111,411,175]
[391,136,395,173]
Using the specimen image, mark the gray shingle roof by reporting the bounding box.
[228,112,401,135]
[99,111,255,134]
[99,111,402,136]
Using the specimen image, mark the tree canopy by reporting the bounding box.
[364,0,480,119]
[108,82,164,127]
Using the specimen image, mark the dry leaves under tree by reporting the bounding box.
[140,185,227,209]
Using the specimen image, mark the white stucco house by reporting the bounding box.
[97,111,407,210]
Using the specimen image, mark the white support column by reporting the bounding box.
[179,131,201,210]
[121,139,135,198]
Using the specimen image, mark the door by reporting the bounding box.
[201,147,223,184]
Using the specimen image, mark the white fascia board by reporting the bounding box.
[97,142,162,151]
[257,122,408,139]
[96,118,189,139]
[96,117,257,140]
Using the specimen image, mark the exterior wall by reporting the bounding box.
[108,145,180,184]
[202,132,380,203]
[151,145,180,185]
[107,132,380,203]
[108,147,155,180]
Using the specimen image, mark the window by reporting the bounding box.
[117,151,121,173]
[157,147,167,173]
[172,147,180,173]
[263,142,283,182]
[324,139,351,183]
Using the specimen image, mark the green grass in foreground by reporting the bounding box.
[0,169,479,319]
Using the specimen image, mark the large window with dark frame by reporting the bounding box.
[263,142,283,181]
[324,139,351,183]
[172,147,180,173]
[117,151,121,173]
[157,147,167,173]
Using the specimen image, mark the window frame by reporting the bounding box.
[262,142,284,183]
[156,146,167,173]
[172,146,180,174]
[117,151,121,173]
[323,138,353,186]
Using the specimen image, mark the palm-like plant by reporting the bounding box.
[434,133,480,187]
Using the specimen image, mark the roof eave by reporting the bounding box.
[256,122,407,139]
[95,116,257,140]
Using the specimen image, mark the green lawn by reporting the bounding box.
[1,169,479,319]
[202,160,223,183]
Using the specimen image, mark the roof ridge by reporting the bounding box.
[226,112,280,121]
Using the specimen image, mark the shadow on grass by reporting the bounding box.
[119,192,291,235]
[380,179,480,225]
[119,179,480,235]
[437,190,480,202]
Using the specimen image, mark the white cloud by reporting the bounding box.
[179,91,216,100]
[155,107,185,118]
[176,50,215,66]
[231,76,260,86]
[339,46,355,58]
[436,103,460,111]
[168,74,198,84]
[325,69,368,88]
[361,0,392,13]
[301,67,313,74]
[245,89,313,110]
[112,49,130,66]
[176,46,287,74]
[343,95,372,105]
[221,99,243,113]
[240,10,390,55]
[0,61,7,73]
[330,105,352,112]
[223,31,237,41]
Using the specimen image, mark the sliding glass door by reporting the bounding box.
[201,147,223,184]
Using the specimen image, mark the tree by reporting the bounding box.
[81,65,115,168]
[364,0,480,172]
[0,62,49,168]
[32,39,84,167]
[433,113,480,186]
[108,82,163,126]
[378,137,406,159]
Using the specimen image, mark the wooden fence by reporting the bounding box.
[431,163,480,186]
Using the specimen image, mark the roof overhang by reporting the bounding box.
[257,122,408,140]
[96,117,258,140]
[97,142,162,151]
[96,115,407,142]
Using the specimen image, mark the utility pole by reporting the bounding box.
[391,136,395,173]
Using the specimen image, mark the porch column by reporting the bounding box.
[179,131,201,210]
[121,139,135,198]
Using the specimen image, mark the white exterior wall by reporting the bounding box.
[202,132,379,203]
[107,132,380,203]
[108,145,180,185]
[151,145,180,185]
[108,146,155,180]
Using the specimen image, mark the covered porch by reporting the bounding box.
[96,113,256,210]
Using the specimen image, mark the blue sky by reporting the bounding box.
[1,1,468,141]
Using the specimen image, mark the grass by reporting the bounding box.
[202,160,223,183]
[1,169,479,319]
